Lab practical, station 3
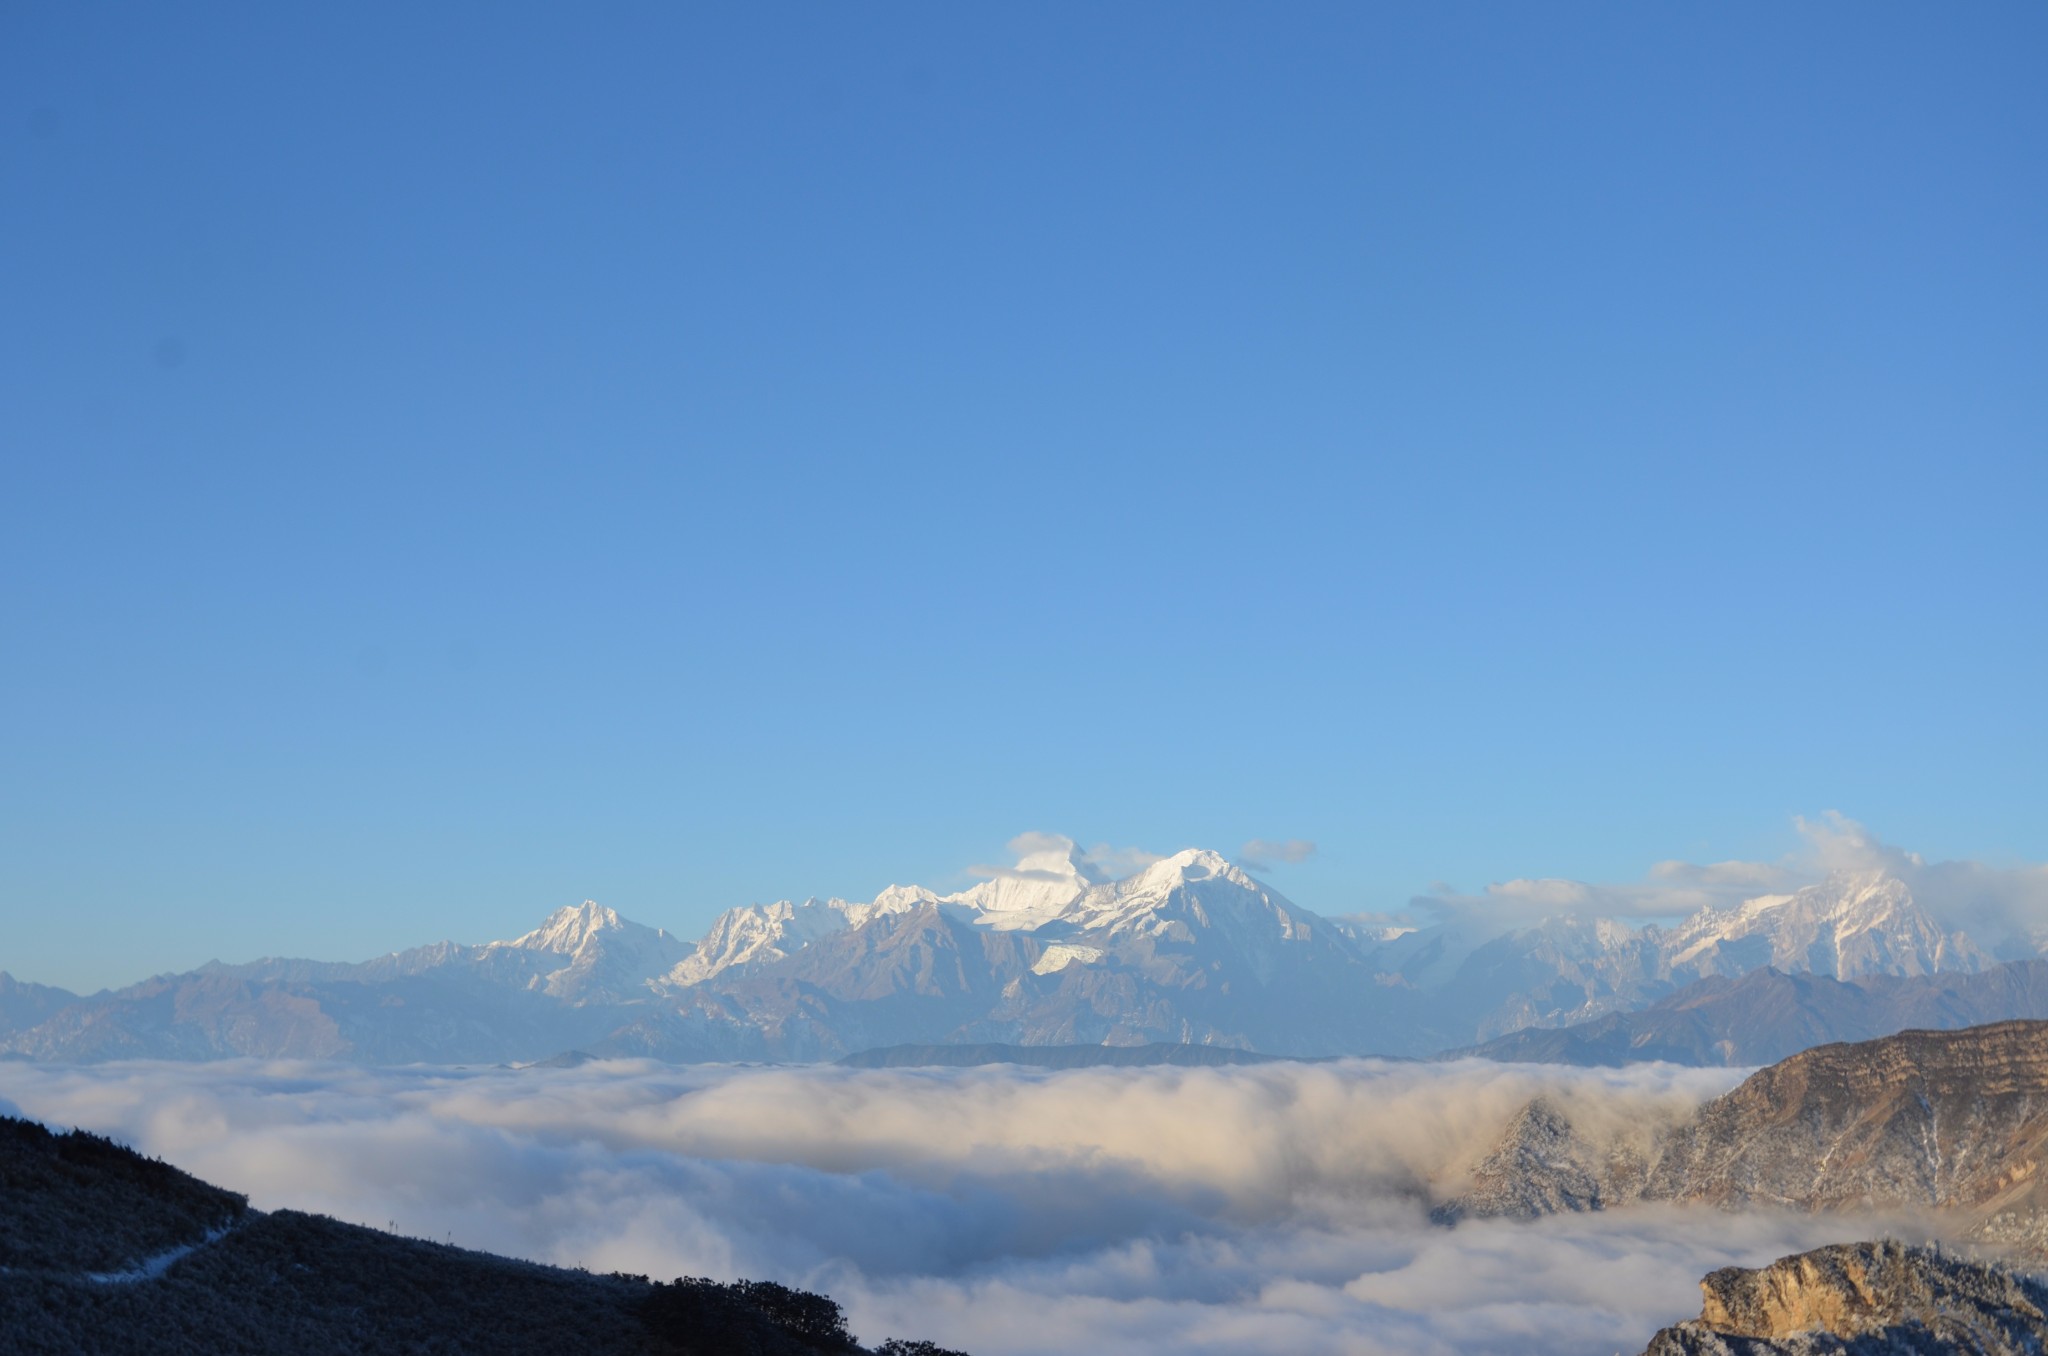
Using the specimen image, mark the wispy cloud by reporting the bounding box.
[1077,842,1166,879]
[1378,812,2048,941]
[1238,838,1318,872]
[968,833,1163,883]
[1789,812,2048,959]
[1394,862,1798,933]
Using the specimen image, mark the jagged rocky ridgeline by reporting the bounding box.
[0,1113,964,1356]
[1640,1241,2048,1355]
[9,850,2048,1065]
[1441,1019,2048,1254]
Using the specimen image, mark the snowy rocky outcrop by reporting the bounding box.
[663,891,931,988]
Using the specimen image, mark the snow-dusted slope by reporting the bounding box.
[951,838,1106,926]
[662,838,1105,988]
[664,843,1334,995]
[1032,849,1329,981]
[1664,870,1988,980]
[1371,869,2000,1042]
[664,890,932,987]
[614,841,1420,1059]
[473,900,693,1004]
[663,841,1111,990]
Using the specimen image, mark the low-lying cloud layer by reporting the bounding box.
[0,1059,1927,1354]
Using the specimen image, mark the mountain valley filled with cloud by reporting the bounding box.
[8,817,2048,1351]
[8,4,2042,1350]
[0,1053,1926,1356]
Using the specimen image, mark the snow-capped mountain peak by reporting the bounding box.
[1667,869,1988,980]
[953,837,1107,922]
[476,900,692,1004]
[1134,847,1250,890]
[503,900,629,956]
[666,896,855,987]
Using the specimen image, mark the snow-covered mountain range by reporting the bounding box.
[0,842,2031,1064]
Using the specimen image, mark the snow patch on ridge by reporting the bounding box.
[1032,943,1104,975]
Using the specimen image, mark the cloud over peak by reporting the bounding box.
[967,833,1164,883]
[1389,812,2048,950]
[1238,838,1318,872]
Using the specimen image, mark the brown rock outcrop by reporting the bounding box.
[1640,1240,2048,1354]
[1643,1021,2048,1228]
[1444,1020,2048,1250]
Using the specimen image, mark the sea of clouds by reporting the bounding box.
[0,1057,1933,1355]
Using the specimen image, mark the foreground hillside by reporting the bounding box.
[0,1115,959,1356]
[1432,1023,2048,1352]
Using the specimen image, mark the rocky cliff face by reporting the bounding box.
[1640,1241,2048,1354]
[1430,1097,1644,1222]
[1446,1021,2048,1251]
[1643,1021,2048,1229]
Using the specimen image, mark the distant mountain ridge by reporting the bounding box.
[1376,868,1996,1045]
[1456,962,2048,1067]
[3,846,2039,1066]
[834,1042,1342,1069]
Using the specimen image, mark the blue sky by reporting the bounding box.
[4,3,2045,992]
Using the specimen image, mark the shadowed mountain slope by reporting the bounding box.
[0,1114,962,1356]
[0,1116,247,1274]
[0,974,81,1039]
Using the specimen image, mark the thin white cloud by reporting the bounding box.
[963,866,1077,882]
[1789,812,2048,959]
[1793,811,1924,875]
[967,833,1163,883]
[0,1057,1923,1356]
[1079,842,1166,878]
[1005,832,1072,858]
[1375,812,2048,941]
[1239,839,1317,872]
[1399,862,1801,933]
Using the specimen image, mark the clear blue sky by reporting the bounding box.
[4,3,2044,992]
